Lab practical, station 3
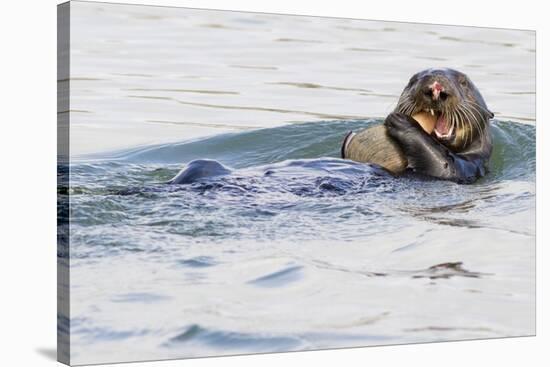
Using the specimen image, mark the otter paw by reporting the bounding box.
[385,112,410,129]
[384,113,420,142]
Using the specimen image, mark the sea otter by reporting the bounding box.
[342,68,494,183]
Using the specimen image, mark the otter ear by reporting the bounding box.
[489,111,495,118]
[458,75,468,86]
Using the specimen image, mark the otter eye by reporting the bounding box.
[458,76,468,86]
[440,91,448,101]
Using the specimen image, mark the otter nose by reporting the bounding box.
[429,81,444,100]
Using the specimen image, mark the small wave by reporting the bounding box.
[165,324,303,352]
[177,256,218,268]
[164,324,397,354]
[73,324,151,343]
[247,265,304,287]
[111,292,171,303]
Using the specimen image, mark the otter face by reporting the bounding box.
[395,68,493,150]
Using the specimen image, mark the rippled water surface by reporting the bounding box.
[61,2,535,365]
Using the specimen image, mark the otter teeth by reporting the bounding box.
[435,124,454,139]
[430,108,435,116]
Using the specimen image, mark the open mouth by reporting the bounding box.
[426,108,454,140]
[434,113,454,139]
[411,108,455,141]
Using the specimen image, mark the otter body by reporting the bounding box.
[169,159,231,184]
[342,68,493,183]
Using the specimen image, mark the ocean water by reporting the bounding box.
[59,2,535,365]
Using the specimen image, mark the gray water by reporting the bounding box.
[61,2,535,365]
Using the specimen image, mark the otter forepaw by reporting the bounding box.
[384,112,424,144]
[385,112,411,131]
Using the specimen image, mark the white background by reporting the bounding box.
[0,0,547,366]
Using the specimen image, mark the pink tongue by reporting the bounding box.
[435,115,449,135]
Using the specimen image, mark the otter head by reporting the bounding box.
[395,68,494,150]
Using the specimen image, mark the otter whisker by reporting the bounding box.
[468,104,487,138]
[459,105,478,144]
[395,97,414,115]
[460,104,482,140]
[457,107,472,147]
[405,98,416,115]
[472,104,490,128]
[408,102,414,113]
[454,106,470,146]
[452,109,467,148]
[401,99,416,116]
[454,111,466,148]
[465,104,487,142]
[470,100,493,118]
